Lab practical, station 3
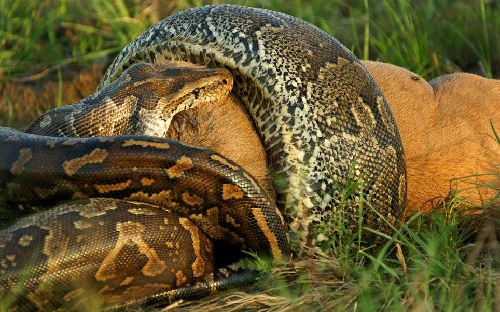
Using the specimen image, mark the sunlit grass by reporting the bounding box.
[159,194,497,312]
[1,0,498,80]
[0,0,154,78]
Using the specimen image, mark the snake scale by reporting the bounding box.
[0,4,407,311]
[0,126,288,310]
[99,5,407,244]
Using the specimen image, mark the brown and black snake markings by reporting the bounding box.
[0,127,289,310]
[1,198,216,310]
[101,5,407,247]
[26,62,234,139]
[0,4,407,311]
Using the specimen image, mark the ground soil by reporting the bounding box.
[0,64,105,129]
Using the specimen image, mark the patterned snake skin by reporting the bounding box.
[0,4,407,311]
[100,5,407,246]
[0,126,289,310]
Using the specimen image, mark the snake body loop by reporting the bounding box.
[101,5,407,247]
[1,4,407,310]
[0,127,289,310]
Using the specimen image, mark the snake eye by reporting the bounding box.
[192,88,200,98]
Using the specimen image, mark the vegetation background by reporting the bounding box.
[0,0,498,311]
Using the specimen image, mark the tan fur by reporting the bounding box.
[170,61,499,214]
[363,61,499,213]
[167,94,275,200]
[160,61,274,198]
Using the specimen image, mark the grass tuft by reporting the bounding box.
[0,0,156,78]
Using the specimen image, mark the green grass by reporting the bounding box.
[166,197,497,312]
[0,0,498,311]
[0,0,153,78]
[1,0,499,79]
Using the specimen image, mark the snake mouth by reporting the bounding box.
[159,72,234,133]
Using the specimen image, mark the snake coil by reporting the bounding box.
[0,5,406,311]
